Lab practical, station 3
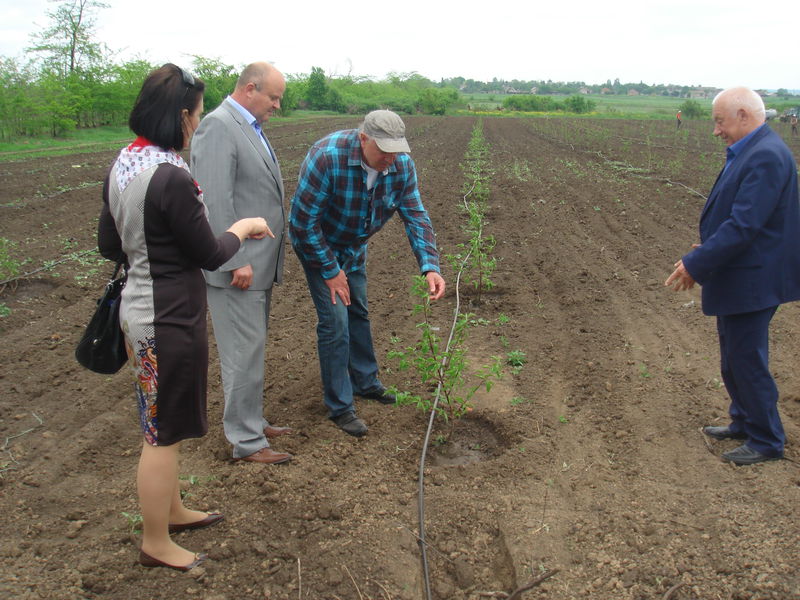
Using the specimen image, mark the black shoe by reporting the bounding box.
[331,412,368,437]
[358,387,396,405]
[721,445,782,465]
[703,425,747,441]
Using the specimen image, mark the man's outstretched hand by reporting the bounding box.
[426,271,446,301]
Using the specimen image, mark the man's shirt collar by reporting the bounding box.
[226,96,258,127]
[728,123,766,158]
[724,123,766,172]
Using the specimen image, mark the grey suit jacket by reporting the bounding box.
[190,99,285,290]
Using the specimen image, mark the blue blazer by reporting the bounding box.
[683,125,800,316]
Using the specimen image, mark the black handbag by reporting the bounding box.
[75,260,128,374]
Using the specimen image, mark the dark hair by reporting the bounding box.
[128,63,205,150]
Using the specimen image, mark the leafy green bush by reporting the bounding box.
[305,67,329,110]
[503,93,595,114]
[0,238,22,282]
[502,95,560,112]
[189,56,238,112]
[563,94,596,114]
[387,276,503,431]
[417,88,458,115]
[678,99,706,119]
[277,80,301,116]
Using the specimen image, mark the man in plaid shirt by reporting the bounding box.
[290,110,446,437]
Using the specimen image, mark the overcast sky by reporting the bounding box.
[1,0,798,90]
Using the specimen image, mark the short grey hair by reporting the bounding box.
[236,62,273,91]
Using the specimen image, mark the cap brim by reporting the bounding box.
[374,138,410,153]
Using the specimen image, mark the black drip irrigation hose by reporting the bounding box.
[417,179,477,600]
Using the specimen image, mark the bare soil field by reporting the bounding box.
[1,115,799,600]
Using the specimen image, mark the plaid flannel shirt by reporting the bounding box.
[289,129,440,279]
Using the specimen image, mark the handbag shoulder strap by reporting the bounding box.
[109,259,127,284]
[114,257,128,275]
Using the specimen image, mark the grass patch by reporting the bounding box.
[589,94,711,116]
[0,126,132,154]
[0,112,344,162]
[459,93,714,120]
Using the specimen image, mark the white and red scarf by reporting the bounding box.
[115,137,194,193]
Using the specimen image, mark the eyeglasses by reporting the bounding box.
[177,66,195,88]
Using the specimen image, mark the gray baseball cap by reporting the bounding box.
[361,110,411,153]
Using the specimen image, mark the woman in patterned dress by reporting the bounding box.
[98,64,271,571]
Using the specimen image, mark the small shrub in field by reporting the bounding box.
[0,238,22,282]
[387,276,503,436]
[506,350,527,367]
[679,99,706,119]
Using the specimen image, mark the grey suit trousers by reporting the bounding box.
[207,284,273,458]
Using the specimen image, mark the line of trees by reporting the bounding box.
[295,68,459,115]
[0,1,462,140]
[4,1,796,141]
[0,50,464,141]
[444,76,704,96]
[443,76,799,99]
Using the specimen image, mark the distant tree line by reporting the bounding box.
[442,76,799,100]
[0,1,466,140]
[0,52,463,141]
[444,76,693,96]
[291,67,459,116]
[2,1,796,140]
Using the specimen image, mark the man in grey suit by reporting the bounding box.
[190,62,292,464]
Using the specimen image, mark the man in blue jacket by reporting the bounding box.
[666,87,800,465]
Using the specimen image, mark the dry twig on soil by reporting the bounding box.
[372,579,393,600]
[507,569,560,600]
[663,582,687,599]
[699,427,716,455]
[1,413,44,477]
[344,565,364,600]
[663,178,707,200]
[479,569,560,600]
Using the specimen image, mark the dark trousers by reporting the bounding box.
[716,306,784,457]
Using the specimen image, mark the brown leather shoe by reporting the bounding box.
[264,425,293,439]
[237,447,292,464]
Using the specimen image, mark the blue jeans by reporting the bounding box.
[299,259,382,418]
